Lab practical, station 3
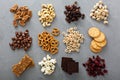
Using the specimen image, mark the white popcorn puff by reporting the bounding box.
[90,0,109,24]
[38,55,57,75]
[62,27,84,53]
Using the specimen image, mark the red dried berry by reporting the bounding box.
[82,56,108,77]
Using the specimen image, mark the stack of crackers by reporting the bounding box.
[12,54,34,77]
[61,57,79,75]
[88,27,107,53]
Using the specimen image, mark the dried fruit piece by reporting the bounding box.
[83,56,108,77]
[64,1,85,23]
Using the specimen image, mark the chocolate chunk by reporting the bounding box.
[61,57,79,75]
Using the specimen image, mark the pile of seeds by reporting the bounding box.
[62,27,84,53]
[61,57,79,75]
[51,28,60,36]
[38,55,57,75]
[9,30,32,51]
[38,4,56,27]
[88,27,107,53]
[83,56,108,77]
[38,31,59,54]
[10,4,32,27]
[64,1,85,23]
[90,1,109,24]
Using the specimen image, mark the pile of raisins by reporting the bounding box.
[64,1,85,23]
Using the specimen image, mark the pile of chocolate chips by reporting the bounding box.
[9,30,32,51]
[61,57,79,75]
[64,1,85,23]
[83,56,108,77]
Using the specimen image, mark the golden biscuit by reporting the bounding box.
[95,39,107,47]
[91,40,102,50]
[88,27,100,38]
[90,45,102,53]
[94,32,105,42]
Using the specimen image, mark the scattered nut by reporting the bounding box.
[10,4,32,27]
[38,4,56,27]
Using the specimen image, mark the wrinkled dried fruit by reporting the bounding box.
[83,55,108,77]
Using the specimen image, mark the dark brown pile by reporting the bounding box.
[61,57,79,75]
[9,30,32,51]
[64,1,85,23]
[10,4,32,27]
[83,56,108,77]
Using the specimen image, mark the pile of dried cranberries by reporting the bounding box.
[83,56,108,77]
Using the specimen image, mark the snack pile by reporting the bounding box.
[12,54,34,77]
[83,56,108,77]
[38,31,59,54]
[9,30,32,51]
[88,27,107,53]
[64,2,85,23]
[61,57,79,75]
[38,4,56,27]
[62,27,84,53]
[6,0,110,78]
[10,4,32,27]
[90,0,109,24]
[38,55,57,75]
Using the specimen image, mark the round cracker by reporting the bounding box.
[90,45,102,53]
[95,39,107,48]
[91,40,102,50]
[88,27,100,38]
[94,32,106,42]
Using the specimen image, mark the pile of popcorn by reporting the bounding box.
[38,55,57,75]
[62,27,84,53]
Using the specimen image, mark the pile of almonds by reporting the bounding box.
[9,30,32,51]
[90,1,109,24]
[64,1,85,23]
[10,4,32,27]
[83,56,108,77]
